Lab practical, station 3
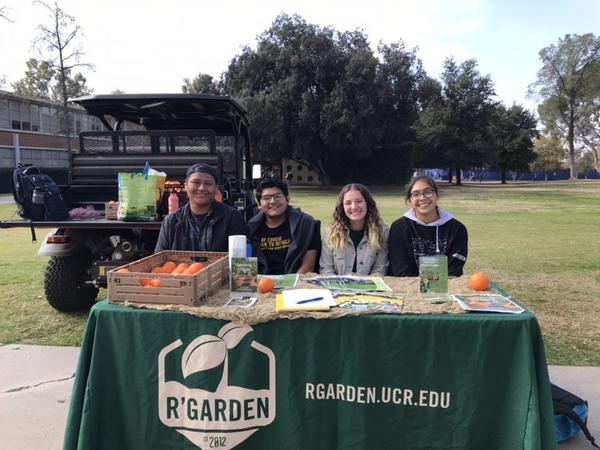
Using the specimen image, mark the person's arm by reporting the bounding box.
[387,220,416,276]
[369,225,389,276]
[318,230,336,275]
[447,222,468,277]
[297,249,318,274]
[297,219,321,274]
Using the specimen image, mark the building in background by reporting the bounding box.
[0,90,105,192]
[282,158,320,186]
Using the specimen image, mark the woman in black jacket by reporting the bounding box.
[388,175,468,277]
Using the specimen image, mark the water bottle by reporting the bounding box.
[168,189,179,214]
[32,187,46,221]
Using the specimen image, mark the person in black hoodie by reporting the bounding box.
[388,175,468,277]
[155,163,247,252]
[248,178,320,275]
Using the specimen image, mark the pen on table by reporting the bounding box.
[296,297,324,305]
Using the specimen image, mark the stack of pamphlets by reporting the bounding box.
[276,288,336,312]
[304,275,391,292]
[454,293,525,314]
[419,256,448,293]
[230,257,258,292]
[334,293,404,313]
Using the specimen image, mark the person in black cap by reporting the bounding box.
[155,163,247,252]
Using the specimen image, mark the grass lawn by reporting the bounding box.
[1,180,599,365]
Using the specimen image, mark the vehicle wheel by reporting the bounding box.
[44,252,99,312]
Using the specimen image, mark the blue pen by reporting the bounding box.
[296,297,324,305]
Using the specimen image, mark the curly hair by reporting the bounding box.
[328,184,385,251]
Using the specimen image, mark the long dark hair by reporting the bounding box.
[328,183,385,250]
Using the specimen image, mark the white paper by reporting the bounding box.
[281,289,336,308]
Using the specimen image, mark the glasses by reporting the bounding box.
[409,188,436,201]
[260,193,285,203]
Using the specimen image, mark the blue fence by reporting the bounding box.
[423,169,600,181]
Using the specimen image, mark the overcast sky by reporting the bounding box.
[1,0,598,112]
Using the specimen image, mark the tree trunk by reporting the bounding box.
[455,168,462,185]
[591,146,599,172]
[567,103,576,180]
[501,170,507,184]
[447,168,453,183]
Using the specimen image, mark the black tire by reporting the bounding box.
[44,253,99,312]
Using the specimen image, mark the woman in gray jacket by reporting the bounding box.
[319,183,389,276]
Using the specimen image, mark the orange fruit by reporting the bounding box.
[183,262,205,275]
[171,262,190,275]
[468,272,490,291]
[149,278,162,288]
[140,278,162,288]
[257,277,275,294]
[151,266,165,274]
[161,261,177,273]
[116,268,130,273]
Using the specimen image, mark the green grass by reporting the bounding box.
[1,181,599,365]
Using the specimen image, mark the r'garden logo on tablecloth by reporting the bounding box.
[158,323,276,450]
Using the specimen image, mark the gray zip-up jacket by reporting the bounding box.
[319,224,389,276]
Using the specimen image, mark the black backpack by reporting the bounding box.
[10,163,69,221]
[552,383,599,447]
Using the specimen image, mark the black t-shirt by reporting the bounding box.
[349,229,365,273]
[258,221,292,275]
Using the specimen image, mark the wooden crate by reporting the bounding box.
[107,251,229,306]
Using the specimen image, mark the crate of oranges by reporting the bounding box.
[107,251,229,306]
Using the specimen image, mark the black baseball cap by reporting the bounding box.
[185,163,218,182]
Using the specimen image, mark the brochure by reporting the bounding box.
[276,288,336,312]
[423,294,458,304]
[257,273,299,289]
[454,294,525,314]
[304,275,391,292]
[334,293,404,314]
[230,257,258,292]
[224,296,258,308]
[418,256,448,293]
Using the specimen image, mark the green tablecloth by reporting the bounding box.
[64,300,557,450]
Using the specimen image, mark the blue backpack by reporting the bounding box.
[552,383,598,447]
[10,164,69,221]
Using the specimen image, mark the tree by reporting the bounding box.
[32,0,93,149]
[182,73,221,94]
[491,104,538,183]
[530,33,600,179]
[0,5,11,22]
[416,58,496,184]
[12,58,55,98]
[374,42,427,183]
[576,97,599,171]
[530,135,564,179]
[223,14,422,185]
[576,150,596,178]
[1,5,13,85]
